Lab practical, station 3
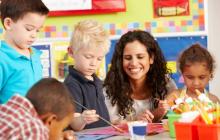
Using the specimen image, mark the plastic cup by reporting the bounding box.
[197,124,220,140]
[167,113,181,138]
[175,122,198,140]
[127,121,147,140]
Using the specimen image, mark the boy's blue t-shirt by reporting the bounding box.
[0,41,42,104]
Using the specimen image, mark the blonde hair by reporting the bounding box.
[69,19,110,54]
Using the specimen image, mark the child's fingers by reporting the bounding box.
[82,110,99,124]
[83,114,99,120]
[63,130,76,140]
[83,110,96,115]
[83,117,99,124]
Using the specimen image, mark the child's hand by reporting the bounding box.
[81,110,99,124]
[62,130,76,140]
[137,110,154,123]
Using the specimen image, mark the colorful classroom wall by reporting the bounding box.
[0,0,206,38]
[0,0,207,88]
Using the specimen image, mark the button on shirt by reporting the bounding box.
[0,41,42,104]
[0,94,49,139]
[64,66,110,129]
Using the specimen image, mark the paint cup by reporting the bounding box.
[127,121,147,140]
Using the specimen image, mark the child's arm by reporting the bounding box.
[70,110,99,131]
[65,80,99,130]
[208,93,220,103]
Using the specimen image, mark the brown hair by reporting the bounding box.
[104,30,171,117]
[178,43,215,78]
[26,78,74,120]
[0,0,49,25]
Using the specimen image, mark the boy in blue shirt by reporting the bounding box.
[64,20,110,130]
[0,0,49,103]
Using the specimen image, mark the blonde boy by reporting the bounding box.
[0,0,49,104]
[64,20,110,130]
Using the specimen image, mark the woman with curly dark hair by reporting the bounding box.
[104,30,177,124]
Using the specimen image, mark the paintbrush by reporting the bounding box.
[73,100,125,133]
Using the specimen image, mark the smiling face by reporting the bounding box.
[122,40,154,83]
[182,62,211,94]
[73,46,106,80]
[4,12,46,51]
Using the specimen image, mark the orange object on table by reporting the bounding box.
[197,116,220,140]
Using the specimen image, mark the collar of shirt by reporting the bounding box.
[0,40,42,60]
[68,65,102,85]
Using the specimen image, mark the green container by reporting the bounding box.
[167,113,181,138]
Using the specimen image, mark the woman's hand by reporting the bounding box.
[152,100,169,122]
[156,100,169,116]
[137,110,154,123]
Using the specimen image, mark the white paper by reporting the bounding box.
[42,0,92,11]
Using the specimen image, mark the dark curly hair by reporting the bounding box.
[178,43,215,78]
[104,30,171,118]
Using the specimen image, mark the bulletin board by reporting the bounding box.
[42,0,126,16]
[105,36,207,88]
[32,44,52,77]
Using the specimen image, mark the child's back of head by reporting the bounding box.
[26,78,74,121]
[0,0,49,25]
[27,78,75,139]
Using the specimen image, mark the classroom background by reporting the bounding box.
[0,0,219,97]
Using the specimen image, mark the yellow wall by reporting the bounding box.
[45,0,150,27]
[44,0,191,29]
[0,0,204,39]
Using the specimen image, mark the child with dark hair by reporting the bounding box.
[0,0,49,104]
[104,30,177,124]
[167,44,219,103]
[0,78,75,140]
